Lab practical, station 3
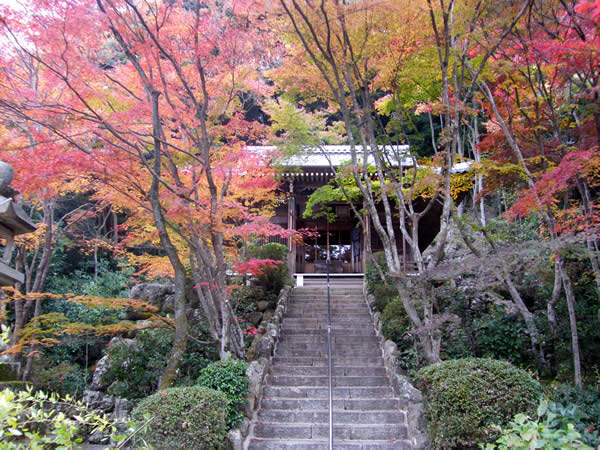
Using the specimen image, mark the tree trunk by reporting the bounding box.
[500,268,547,374]
[147,89,189,389]
[556,255,582,388]
[159,270,188,389]
[547,262,562,376]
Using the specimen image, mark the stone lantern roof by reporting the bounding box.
[0,161,36,285]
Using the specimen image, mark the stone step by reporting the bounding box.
[284,313,369,319]
[257,410,406,425]
[274,349,380,359]
[271,356,384,366]
[270,365,386,377]
[280,325,372,332]
[281,325,376,333]
[281,328,376,336]
[289,302,366,307]
[285,313,371,320]
[260,397,404,411]
[291,294,365,297]
[267,375,390,388]
[291,294,363,298]
[275,342,380,352]
[285,311,369,317]
[286,306,368,313]
[290,296,364,303]
[291,298,366,303]
[246,284,416,448]
[291,295,364,300]
[277,338,379,346]
[253,423,408,441]
[262,386,394,399]
[290,298,364,303]
[247,439,411,449]
[277,336,379,345]
[284,318,372,326]
[294,286,363,294]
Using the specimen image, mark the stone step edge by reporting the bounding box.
[257,408,406,413]
[247,439,411,444]
[251,422,407,426]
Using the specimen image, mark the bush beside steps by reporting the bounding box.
[131,386,229,449]
[417,357,542,448]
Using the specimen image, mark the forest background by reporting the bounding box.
[0,0,598,447]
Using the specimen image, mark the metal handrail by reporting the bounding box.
[327,259,333,449]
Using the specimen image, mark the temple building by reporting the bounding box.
[249,146,472,280]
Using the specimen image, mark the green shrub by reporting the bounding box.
[45,257,133,298]
[371,284,398,312]
[131,386,228,449]
[473,309,530,366]
[365,252,396,311]
[232,285,262,316]
[485,400,593,449]
[417,358,542,448]
[32,361,88,396]
[197,359,248,429]
[103,331,173,400]
[103,328,216,400]
[381,296,417,371]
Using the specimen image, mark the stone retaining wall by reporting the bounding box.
[229,285,293,449]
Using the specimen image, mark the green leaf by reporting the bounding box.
[514,413,528,425]
[537,399,548,418]
[522,428,537,442]
[8,427,23,436]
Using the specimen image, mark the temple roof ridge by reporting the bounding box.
[246,144,412,168]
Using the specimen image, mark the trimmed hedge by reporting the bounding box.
[131,386,228,449]
[197,358,248,429]
[417,358,542,448]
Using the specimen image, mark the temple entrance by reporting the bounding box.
[296,220,363,274]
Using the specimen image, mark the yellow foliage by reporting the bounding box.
[14,224,45,251]
[68,295,159,313]
[0,290,169,356]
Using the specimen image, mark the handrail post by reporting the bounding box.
[327,258,333,449]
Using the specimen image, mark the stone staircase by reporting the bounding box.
[246,284,412,449]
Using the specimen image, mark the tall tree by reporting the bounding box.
[273,0,531,363]
[0,0,283,386]
[471,0,600,387]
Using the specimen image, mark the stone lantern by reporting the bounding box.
[0,161,36,285]
[0,161,35,380]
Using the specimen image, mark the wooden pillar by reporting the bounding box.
[362,199,371,273]
[287,179,296,274]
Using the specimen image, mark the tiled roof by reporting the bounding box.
[246,145,413,168]
[246,145,472,174]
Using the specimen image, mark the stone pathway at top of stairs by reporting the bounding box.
[245,285,413,449]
